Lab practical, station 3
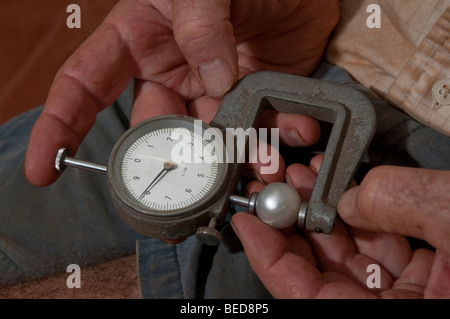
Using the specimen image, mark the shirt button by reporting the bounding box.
[432,79,450,106]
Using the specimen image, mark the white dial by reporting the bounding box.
[120,127,219,211]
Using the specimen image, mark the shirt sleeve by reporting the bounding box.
[326,0,450,136]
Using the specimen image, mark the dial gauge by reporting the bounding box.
[120,127,219,211]
[108,115,229,227]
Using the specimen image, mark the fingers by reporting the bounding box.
[338,166,450,255]
[25,113,83,187]
[306,221,394,291]
[230,213,323,298]
[187,105,322,184]
[172,0,238,98]
[286,159,322,201]
[245,137,285,184]
[231,213,374,298]
[259,110,321,147]
[300,156,411,281]
[233,158,400,298]
[187,96,222,123]
[242,111,321,184]
[346,227,411,279]
[245,162,317,199]
[24,20,135,187]
[424,249,450,298]
[131,80,188,126]
[387,248,434,298]
[286,158,408,288]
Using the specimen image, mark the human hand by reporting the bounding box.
[24,0,339,187]
[338,166,450,257]
[231,156,450,298]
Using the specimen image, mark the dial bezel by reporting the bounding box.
[108,115,229,219]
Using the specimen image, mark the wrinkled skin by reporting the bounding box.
[25,0,339,187]
[24,0,450,299]
[232,156,450,298]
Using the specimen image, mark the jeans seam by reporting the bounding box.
[380,124,426,163]
[0,249,25,287]
[174,244,185,299]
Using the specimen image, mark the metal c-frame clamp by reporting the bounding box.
[205,71,376,236]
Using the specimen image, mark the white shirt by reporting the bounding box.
[326,0,450,136]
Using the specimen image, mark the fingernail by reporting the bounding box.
[198,59,234,98]
[230,217,237,233]
[250,170,264,183]
[288,129,308,147]
[285,172,293,186]
[337,189,357,219]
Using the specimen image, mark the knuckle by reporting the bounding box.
[358,166,389,221]
[174,17,215,47]
[172,0,230,52]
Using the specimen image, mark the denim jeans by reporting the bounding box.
[1,63,449,298]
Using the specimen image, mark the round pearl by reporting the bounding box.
[255,183,301,229]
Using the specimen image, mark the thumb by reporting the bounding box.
[172,0,238,98]
[338,166,450,255]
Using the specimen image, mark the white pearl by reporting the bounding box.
[255,183,301,229]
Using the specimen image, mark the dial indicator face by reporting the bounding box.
[119,126,220,212]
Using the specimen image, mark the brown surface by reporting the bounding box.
[0,0,142,299]
[0,255,140,299]
[0,0,118,123]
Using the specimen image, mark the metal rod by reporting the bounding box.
[63,157,108,174]
[228,195,249,208]
[55,148,107,174]
[229,193,258,215]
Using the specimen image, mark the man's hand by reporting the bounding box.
[24,0,339,187]
[338,166,450,256]
[231,157,450,298]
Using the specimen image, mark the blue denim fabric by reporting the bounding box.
[1,62,449,297]
[137,227,270,298]
[0,84,146,287]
